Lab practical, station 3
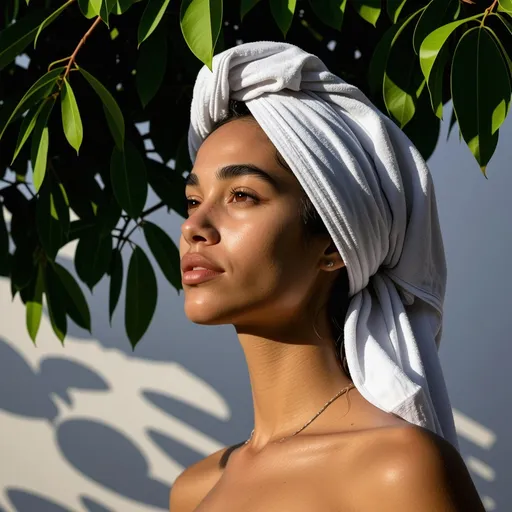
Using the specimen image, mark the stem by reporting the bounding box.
[481,0,499,26]
[116,202,166,251]
[48,55,72,72]
[22,183,35,198]
[64,16,103,80]
[123,223,140,243]
[141,200,165,218]
[116,216,132,251]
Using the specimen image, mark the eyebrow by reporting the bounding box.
[185,164,280,190]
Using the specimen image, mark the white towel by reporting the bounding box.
[187,41,459,451]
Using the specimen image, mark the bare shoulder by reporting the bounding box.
[169,442,242,512]
[339,425,486,512]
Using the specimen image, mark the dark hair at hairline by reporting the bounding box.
[207,99,351,379]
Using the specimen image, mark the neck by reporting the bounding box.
[236,318,352,451]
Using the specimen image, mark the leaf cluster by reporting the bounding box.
[0,0,510,348]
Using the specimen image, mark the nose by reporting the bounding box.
[181,204,220,246]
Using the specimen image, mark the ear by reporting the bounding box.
[322,239,345,271]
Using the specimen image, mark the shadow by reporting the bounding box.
[39,357,109,407]
[0,339,58,422]
[57,419,170,509]
[80,496,114,512]
[7,488,72,512]
[147,429,206,469]
[142,390,234,446]
[0,338,109,422]
[147,428,243,471]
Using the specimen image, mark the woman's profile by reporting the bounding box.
[170,41,485,511]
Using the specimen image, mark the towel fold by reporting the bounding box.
[187,41,459,451]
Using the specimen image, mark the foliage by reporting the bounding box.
[0,0,511,348]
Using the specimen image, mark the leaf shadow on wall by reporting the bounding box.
[56,419,170,509]
[0,338,109,422]
[7,488,73,512]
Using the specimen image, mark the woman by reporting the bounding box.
[171,41,485,511]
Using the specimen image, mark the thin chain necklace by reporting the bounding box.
[244,382,355,445]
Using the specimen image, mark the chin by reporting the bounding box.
[183,300,232,326]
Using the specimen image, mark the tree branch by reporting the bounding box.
[64,16,103,80]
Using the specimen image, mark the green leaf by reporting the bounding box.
[109,248,123,324]
[31,97,56,193]
[367,23,400,95]
[270,0,297,38]
[447,105,458,141]
[100,0,118,25]
[36,179,68,260]
[75,232,113,290]
[0,206,8,272]
[413,0,461,54]
[53,262,91,332]
[125,246,157,348]
[44,263,67,343]
[11,244,34,291]
[0,67,63,140]
[138,0,171,45]
[136,24,167,107]
[143,221,182,291]
[240,0,261,21]
[180,0,223,71]
[492,14,512,76]
[51,179,70,234]
[402,84,440,161]
[0,9,48,70]
[383,8,425,127]
[451,27,511,175]
[96,192,121,238]
[387,0,407,24]
[499,0,512,12]
[25,263,44,344]
[78,66,125,150]
[146,161,187,218]
[419,13,483,84]
[11,100,46,165]
[110,142,148,218]
[350,0,381,27]
[61,78,83,154]
[34,0,73,48]
[114,0,135,14]
[78,0,102,18]
[308,0,346,31]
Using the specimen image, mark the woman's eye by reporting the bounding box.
[184,198,198,213]
[229,188,259,204]
[184,189,259,211]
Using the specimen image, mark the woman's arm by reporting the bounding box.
[352,427,486,512]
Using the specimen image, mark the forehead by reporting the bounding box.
[196,118,277,166]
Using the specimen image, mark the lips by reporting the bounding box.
[181,253,225,285]
[181,252,224,273]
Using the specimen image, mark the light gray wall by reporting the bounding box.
[0,104,510,511]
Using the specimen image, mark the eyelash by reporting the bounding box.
[185,187,260,210]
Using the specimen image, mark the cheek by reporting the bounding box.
[225,215,305,287]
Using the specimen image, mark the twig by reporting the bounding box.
[141,200,165,218]
[116,216,132,251]
[116,202,166,252]
[22,183,35,198]
[481,0,498,26]
[64,16,103,80]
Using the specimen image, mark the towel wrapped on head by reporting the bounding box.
[187,41,459,451]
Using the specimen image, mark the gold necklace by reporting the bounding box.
[244,382,355,445]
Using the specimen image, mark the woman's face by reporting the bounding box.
[179,118,332,331]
